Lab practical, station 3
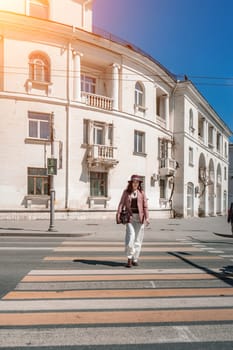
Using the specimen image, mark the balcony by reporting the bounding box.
[87,144,118,168]
[81,92,113,111]
[208,142,214,149]
[159,158,177,177]
[156,116,166,129]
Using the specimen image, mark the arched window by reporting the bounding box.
[135,81,144,107]
[28,0,49,19]
[29,52,50,83]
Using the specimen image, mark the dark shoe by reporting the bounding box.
[125,258,132,268]
[132,260,139,266]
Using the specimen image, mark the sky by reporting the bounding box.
[93,0,233,141]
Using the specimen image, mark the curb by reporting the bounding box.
[0,232,92,238]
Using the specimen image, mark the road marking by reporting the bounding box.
[174,325,199,342]
[0,247,53,250]
[1,236,232,349]
[44,255,223,261]
[0,309,233,326]
[200,247,215,250]
[61,241,193,246]
[27,268,223,275]
[54,246,202,252]
[150,281,156,288]
[208,251,224,254]
[3,288,233,300]
[20,273,218,283]
[1,296,233,311]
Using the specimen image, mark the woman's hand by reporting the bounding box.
[145,219,150,227]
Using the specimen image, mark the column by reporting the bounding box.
[112,64,120,110]
[204,119,208,146]
[204,120,208,146]
[204,185,209,216]
[72,50,82,102]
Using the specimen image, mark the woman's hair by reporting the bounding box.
[126,181,143,194]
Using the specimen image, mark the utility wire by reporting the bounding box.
[1,66,233,86]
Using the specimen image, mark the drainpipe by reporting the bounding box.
[65,41,71,209]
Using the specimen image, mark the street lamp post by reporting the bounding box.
[48,112,57,232]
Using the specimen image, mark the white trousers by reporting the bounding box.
[125,214,144,260]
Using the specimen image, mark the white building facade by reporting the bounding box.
[173,82,230,217]
[229,144,233,206]
[0,0,231,219]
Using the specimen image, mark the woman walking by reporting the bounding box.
[117,175,149,268]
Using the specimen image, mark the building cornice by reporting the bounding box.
[0,11,176,89]
[176,81,232,137]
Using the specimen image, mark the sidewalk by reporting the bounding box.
[0,216,232,241]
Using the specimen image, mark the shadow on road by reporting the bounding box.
[213,232,233,239]
[73,258,125,267]
[168,252,233,287]
[187,235,233,245]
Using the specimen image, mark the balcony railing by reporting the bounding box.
[81,92,113,111]
[87,144,118,168]
[159,158,177,176]
[156,116,166,128]
[198,135,204,143]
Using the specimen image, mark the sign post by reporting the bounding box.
[48,112,57,232]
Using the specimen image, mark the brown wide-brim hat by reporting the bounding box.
[128,174,143,183]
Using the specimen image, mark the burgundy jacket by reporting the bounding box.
[117,190,149,224]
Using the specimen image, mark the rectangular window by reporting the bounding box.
[134,130,145,153]
[159,179,166,199]
[90,172,107,197]
[159,139,168,159]
[28,112,50,140]
[83,119,88,144]
[198,116,204,139]
[81,74,96,94]
[216,133,221,152]
[83,120,113,146]
[208,126,213,145]
[27,167,49,195]
[93,125,104,145]
[189,147,194,166]
[108,124,113,146]
[224,142,227,157]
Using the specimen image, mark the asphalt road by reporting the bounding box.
[0,217,233,349]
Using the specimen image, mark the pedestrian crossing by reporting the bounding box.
[0,239,233,348]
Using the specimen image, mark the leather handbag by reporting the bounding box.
[119,208,130,224]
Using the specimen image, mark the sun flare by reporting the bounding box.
[0,0,20,13]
